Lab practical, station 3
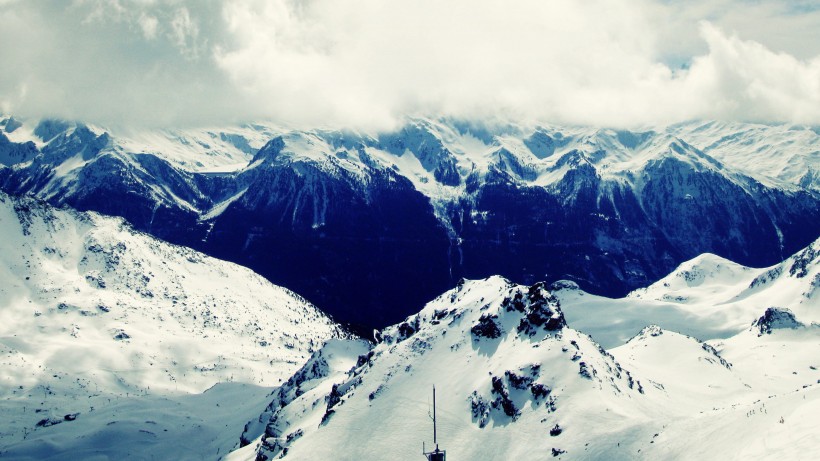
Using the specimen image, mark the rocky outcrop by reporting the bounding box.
[752,308,803,336]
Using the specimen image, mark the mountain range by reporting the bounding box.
[1,114,818,459]
[2,115,818,328]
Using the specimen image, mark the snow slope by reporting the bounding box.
[613,320,820,461]
[558,237,819,348]
[0,191,348,459]
[234,293,819,461]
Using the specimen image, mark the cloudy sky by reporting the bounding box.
[1,0,820,129]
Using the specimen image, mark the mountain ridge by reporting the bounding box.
[1,190,817,460]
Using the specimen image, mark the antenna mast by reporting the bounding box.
[433,385,437,447]
[423,385,446,461]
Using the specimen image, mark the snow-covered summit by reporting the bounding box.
[554,237,820,349]
[628,253,755,303]
[626,324,665,341]
[236,276,648,460]
[629,235,818,309]
[231,270,820,460]
[3,115,818,191]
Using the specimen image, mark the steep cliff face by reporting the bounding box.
[1,116,818,327]
[638,144,783,264]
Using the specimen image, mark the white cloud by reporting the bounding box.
[138,12,158,40]
[213,0,820,128]
[1,0,819,128]
[687,23,820,123]
[169,7,199,57]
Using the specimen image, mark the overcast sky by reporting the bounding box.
[1,0,820,129]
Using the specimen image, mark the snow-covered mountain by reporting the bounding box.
[233,276,652,460]
[1,115,818,327]
[230,257,819,460]
[0,191,349,459]
[666,121,820,191]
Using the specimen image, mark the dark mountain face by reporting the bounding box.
[449,176,677,295]
[199,159,454,328]
[1,119,818,328]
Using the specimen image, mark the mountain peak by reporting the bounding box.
[242,275,644,460]
[627,324,665,343]
[380,277,567,347]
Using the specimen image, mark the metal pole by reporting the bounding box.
[433,386,437,447]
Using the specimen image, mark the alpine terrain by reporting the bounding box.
[3,1,820,459]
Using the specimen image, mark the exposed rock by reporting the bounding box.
[752,308,803,336]
[471,314,502,339]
